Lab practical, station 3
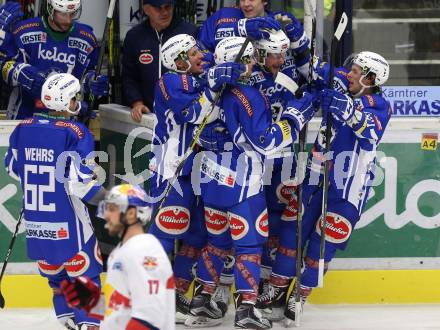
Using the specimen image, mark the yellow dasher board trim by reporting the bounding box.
[2,270,440,307]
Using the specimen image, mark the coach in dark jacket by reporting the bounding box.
[122,0,197,122]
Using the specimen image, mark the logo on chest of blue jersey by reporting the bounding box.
[259,82,285,98]
[215,27,235,40]
[250,71,266,85]
[20,31,47,45]
[281,58,296,70]
[37,44,76,66]
[68,37,93,54]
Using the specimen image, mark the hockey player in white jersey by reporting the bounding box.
[61,184,175,330]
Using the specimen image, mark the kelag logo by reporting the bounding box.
[382,86,440,116]
[130,6,142,23]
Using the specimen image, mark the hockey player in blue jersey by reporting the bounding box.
[245,30,308,320]
[0,1,23,93]
[198,0,281,52]
[145,33,244,323]
[185,36,316,329]
[208,29,309,322]
[198,0,310,75]
[0,0,108,120]
[4,73,106,329]
[283,51,391,324]
[209,30,296,319]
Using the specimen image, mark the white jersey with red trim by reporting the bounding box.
[101,233,175,330]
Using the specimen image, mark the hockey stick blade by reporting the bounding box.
[274,72,299,96]
[334,12,348,41]
[317,259,325,288]
[295,301,302,327]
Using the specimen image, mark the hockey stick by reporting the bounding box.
[33,0,40,17]
[150,37,252,223]
[289,1,317,325]
[317,11,348,288]
[0,208,24,309]
[184,0,190,22]
[82,0,117,126]
[191,0,198,25]
[206,0,212,17]
[111,0,122,104]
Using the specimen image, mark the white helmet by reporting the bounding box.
[254,30,289,66]
[47,0,82,19]
[99,184,152,225]
[162,34,197,73]
[352,51,389,86]
[214,37,255,65]
[41,73,82,114]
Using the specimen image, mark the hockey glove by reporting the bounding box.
[0,2,23,32]
[207,62,245,92]
[320,88,354,121]
[280,13,309,53]
[281,92,316,132]
[84,72,109,97]
[4,62,46,98]
[60,276,100,313]
[196,120,232,152]
[193,87,220,124]
[236,17,281,40]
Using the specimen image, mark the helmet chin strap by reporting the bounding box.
[177,59,192,74]
[352,74,374,98]
[67,101,81,115]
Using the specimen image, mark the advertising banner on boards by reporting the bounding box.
[383,86,440,117]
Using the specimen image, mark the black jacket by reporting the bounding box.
[122,16,198,110]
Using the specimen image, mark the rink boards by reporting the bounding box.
[0,105,439,307]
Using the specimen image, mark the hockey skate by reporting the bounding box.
[63,317,76,330]
[185,283,224,328]
[260,285,288,322]
[234,293,272,329]
[176,291,191,324]
[255,279,270,310]
[212,284,231,317]
[283,285,312,327]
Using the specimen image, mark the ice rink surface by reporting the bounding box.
[0,304,439,330]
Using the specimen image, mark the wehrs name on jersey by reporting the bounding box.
[25,148,54,162]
